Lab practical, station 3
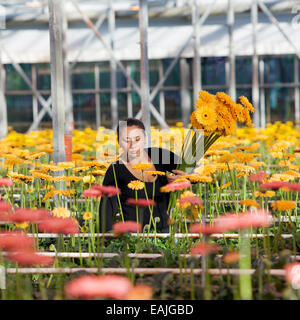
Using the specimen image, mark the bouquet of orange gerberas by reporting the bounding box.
[178,90,255,173]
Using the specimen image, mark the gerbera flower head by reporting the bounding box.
[0,231,35,251]
[64,275,132,300]
[38,217,79,234]
[284,263,300,289]
[0,178,13,187]
[260,181,289,190]
[11,208,51,223]
[189,223,223,234]
[128,180,145,191]
[126,198,156,207]
[82,189,102,198]
[194,105,217,127]
[240,199,260,208]
[91,184,120,197]
[239,96,255,113]
[131,163,152,171]
[126,284,153,300]
[113,221,142,236]
[271,200,296,211]
[190,242,221,256]
[223,252,241,264]
[144,170,165,176]
[0,200,13,213]
[83,212,92,221]
[249,171,268,182]
[162,180,191,192]
[214,209,272,231]
[7,251,54,267]
[52,207,71,219]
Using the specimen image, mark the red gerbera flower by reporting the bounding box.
[91,184,121,197]
[64,275,132,300]
[179,196,202,206]
[38,217,79,234]
[126,198,156,207]
[284,263,300,289]
[0,178,13,187]
[10,208,51,223]
[249,171,267,182]
[189,223,224,234]
[163,180,191,192]
[82,189,102,198]
[0,231,35,251]
[260,181,289,190]
[286,183,300,193]
[113,221,142,235]
[0,200,13,213]
[6,250,55,266]
[190,242,221,256]
[214,209,272,231]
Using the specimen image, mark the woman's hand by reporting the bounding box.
[166,170,186,183]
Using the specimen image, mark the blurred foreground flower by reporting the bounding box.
[38,217,79,234]
[113,221,142,236]
[7,251,54,266]
[64,275,132,299]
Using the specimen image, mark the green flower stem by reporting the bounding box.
[112,164,124,222]
[239,229,252,300]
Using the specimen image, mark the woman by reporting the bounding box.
[99,118,186,232]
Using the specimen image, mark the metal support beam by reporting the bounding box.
[158,60,165,121]
[139,0,151,144]
[126,62,133,118]
[192,0,201,102]
[252,0,260,128]
[62,5,74,135]
[2,46,54,133]
[94,63,101,128]
[70,0,169,130]
[0,30,7,139]
[258,0,300,60]
[135,0,216,120]
[180,57,191,127]
[48,0,66,164]
[109,0,118,129]
[259,57,265,128]
[31,64,38,126]
[227,0,236,101]
[295,56,300,122]
[69,11,107,71]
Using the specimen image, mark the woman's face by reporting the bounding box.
[119,126,146,160]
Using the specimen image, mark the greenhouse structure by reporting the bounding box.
[0,0,299,137]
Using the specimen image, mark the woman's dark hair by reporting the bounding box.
[117,118,146,142]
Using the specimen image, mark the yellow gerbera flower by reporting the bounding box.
[240,199,260,208]
[52,207,71,219]
[271,200,296,211]
[132,163,152,171]
[83,175,96,184]
[15,222,29,229]
[239,96,255,113]
[83,212,92,220]
[144,170,165,176]
[220,182,232,190]
[128,180,145,190]
[194,106,217,127]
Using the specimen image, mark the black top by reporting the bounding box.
[99,147,180,232]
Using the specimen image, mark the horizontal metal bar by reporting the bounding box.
[4,267,286,276]
[22,233,294,239]
[2,251,299,261]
